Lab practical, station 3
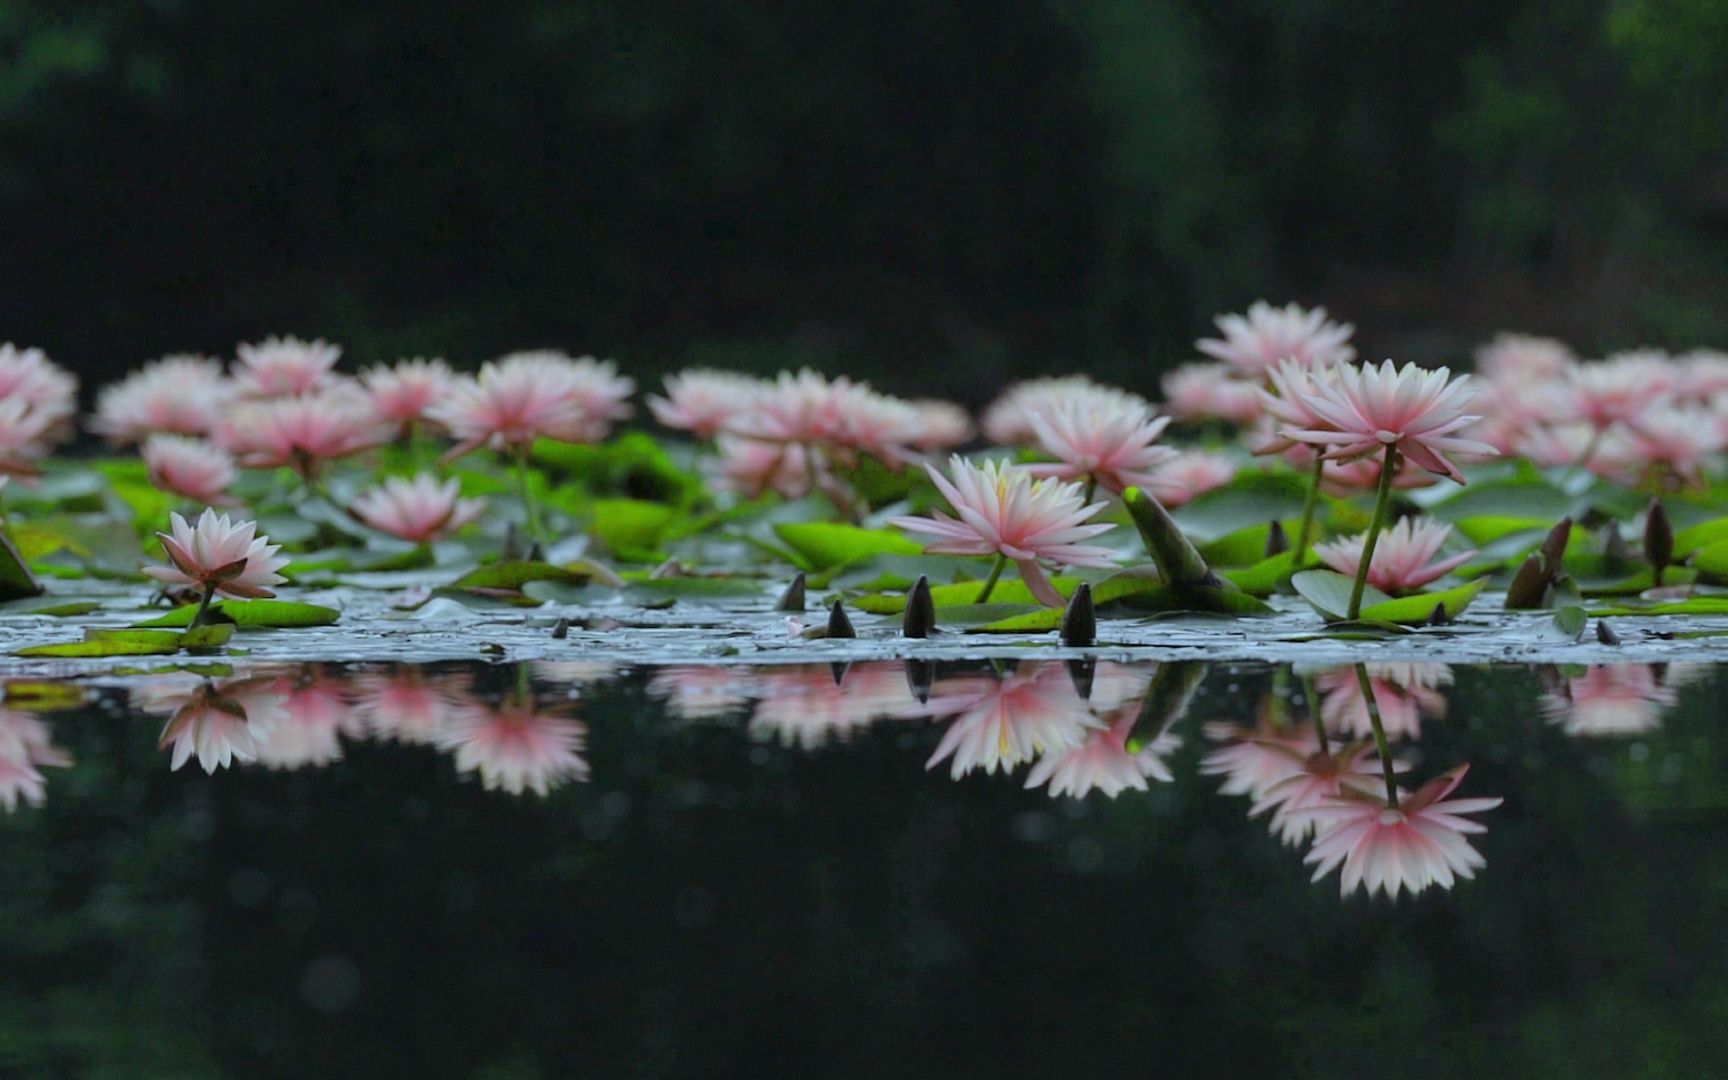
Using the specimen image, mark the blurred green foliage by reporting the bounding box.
[0,1,1723,401]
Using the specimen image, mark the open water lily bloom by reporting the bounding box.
[92,353,231,443]
[431,351,622,455]
[1279,360,1497,482]
[350,473,487,544]
[234,336,342,398]
[1313,517,1477,594]
[1303,763,1503,899]
[360,357,454,432]
[0,343,78,431]
[1024,393,1176,494]
[145,509,290,599]
[891,456,1115,606]
[648,369,766,440]
[1196,300,1356,376]
[142,435,237,505]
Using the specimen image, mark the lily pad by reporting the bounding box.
[1357,578,1488,625]
[1291,569,1391,621]
[134,600,341,629]
[775,522,924,571]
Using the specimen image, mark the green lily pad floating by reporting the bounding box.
[449,559,624,594]
[134,600,341,629]
[1290,570,1391,621]
[1198,520,1301,568]
[591,498,679,558]
[1589,597,1728,617]
[1425,478,1575,523]
[1222,551,1317,596]
[1452,515,1558,546]
[1358,578,1487,625]
[0,599,99,617]
[773,522,923,571]
[622,576,773,601]
[968,582,1270,633]
[14,624,234,658]
[932,603,1046,627]
[1673,518,1728,559]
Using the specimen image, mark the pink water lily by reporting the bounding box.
[1025,393,1176,494]
[92,353,231,443]
[1314,517,1477,594]
[1279,360,1497,483]
[360,357,454,433]
[891,456,1115,606]
[350,473,486,543]
[234,335,342,398]
[1304,763,1502,899]
[145,509,290,600]
[142,435,237,504]
[1196,300,1356,375]
[648,369,766,440]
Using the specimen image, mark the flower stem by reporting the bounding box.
[188,586,217,630]
[1292,455,1325,564]
[1083,474,1098,505]
[513,444,545,545]
[1354,663,1399,808]
[976,553,1008,603]
[1345,444,1400,620]
[1307,684,1330,756]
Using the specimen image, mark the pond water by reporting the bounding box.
[3,657,1725,1077]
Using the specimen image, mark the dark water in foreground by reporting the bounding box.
[2,658,1726,1078]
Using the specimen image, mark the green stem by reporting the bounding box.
[1345,444,1400,620]
[1354,663,1399,808]
[514,444,545,545]
[1292,454,1325,564]
[188,586,217,630]
[976,553,1008,603]
[1083,474,1098,505]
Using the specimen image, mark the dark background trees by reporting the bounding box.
[0,0,1724,403]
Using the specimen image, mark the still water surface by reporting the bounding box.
[2,659,1724,1077]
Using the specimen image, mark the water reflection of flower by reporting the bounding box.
[1203,710,1385,845]
[354,670,472,745]
[252,674,362,770]
[1023,702,1179,799]
[1315,663,1451,741]
[923,664,1100,780]
[749,663,914,749]
[1540,664,1676,737]
[0,710,71,811]
[647,665,758,723]
[1251,741,1385,846]
[1304,764,1502,899]
[140,675,291,774]
[438,698,590,796]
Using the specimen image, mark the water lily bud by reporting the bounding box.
[1060,582,1096,647]
[826,599,856,639]
[902,575,936,638]
[775,572,807,612]
[1644,499,1673,585]
[1264,520,1289,558]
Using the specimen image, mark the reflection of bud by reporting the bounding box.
[0,710,71,812]
[438,698,590,796]
[1304,763,1501,899]
[1540,664,1674,736]
[141,675,290,774]
[923,664,1099,779]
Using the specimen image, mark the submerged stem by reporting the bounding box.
[1345,444,1400,620]
[976,553,1008,604]
[1354,663,1399,808]
[1292,454,1325,564]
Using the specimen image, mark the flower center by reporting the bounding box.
[1378,809,1405,826]
[1375,429,1399,444]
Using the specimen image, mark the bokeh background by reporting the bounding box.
[1,0,1724,403]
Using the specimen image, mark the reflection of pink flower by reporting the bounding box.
[351,474,486,543]
[355,670,470,745]
[1197,301,1356,375]
[144,676,290,774]
[1541,665,1674,736]
[1251,742,1386,845]
[143,435,237,504]
[1025,395,1175,494]
[1314,517,1476,594]
[891,457,1115,606]
[1024,704,1179,799]
[1305,763,1502,899]
[1201,718,1317,800]
[145,509,290,599]
[1146,452,1238,508]
[749,663,912,748]
[1280,360,1496,483]
[924,666,1099,779]
[360,357,453,432]
[234,336,342,397]
[648,665,758,722]
[439,698,590,795]
[254,676,359,770]
[0,711,71,812]
[93,354,231,443]
[1315,663,1451,741]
